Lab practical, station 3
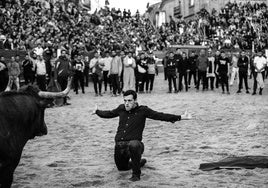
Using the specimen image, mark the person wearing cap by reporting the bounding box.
[92,90,192,181]
[252,51,266,95]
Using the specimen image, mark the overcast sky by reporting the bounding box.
[91,0,161,14]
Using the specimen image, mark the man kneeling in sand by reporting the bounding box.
[92,90,192,181]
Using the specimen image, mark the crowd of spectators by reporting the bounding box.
[162,1,268,51]
[0,0,267,99]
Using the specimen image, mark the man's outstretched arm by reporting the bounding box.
[145,106,192,123]
[92,104,121,118]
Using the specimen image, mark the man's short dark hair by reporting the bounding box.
[123,90,137,100]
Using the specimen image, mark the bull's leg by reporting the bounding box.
[0,161,16,188]
[0,168,14,188]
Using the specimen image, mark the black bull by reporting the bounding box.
[0,78,72,188]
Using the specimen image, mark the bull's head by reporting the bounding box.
[30,77,72,139]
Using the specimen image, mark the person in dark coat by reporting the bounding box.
[177,52,189,92]
[237,51,250,94]
[92,90,192,181]
[165,52,178,93]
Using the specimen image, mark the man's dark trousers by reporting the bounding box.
[114,140,144,177]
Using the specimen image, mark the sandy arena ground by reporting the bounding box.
[12,73,268,188]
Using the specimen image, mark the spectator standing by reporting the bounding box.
[109,50,122,97]
[90,52,104,96]
[5,56,20,91]
[34,55,47,91]
[73,54,85,94]
[119,50,126,92]
[252,51,266,95]
[216,51,230,94]
[237,51,250,94]
[55,50,72,105]
[214,50,221,88]
[136,53,148,93]
[207,49,216,90]
[230,52,239,86]
[188,51,197,88]
[122,51,136,92]
[146,52,157,93]
[22,54,35,85]
[102,51,112,93]
[178,52,189,92]
[83,56,90,87]
[165,52,178,93]
[196,49,208,91]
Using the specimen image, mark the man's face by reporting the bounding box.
[124,95,136,111]
[200,50,205,55]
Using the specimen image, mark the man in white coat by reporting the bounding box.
[123,51,136,92]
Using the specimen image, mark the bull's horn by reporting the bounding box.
[38,77,73,98]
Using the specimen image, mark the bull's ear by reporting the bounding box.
[39,99,54,108]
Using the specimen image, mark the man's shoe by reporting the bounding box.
[246,90,250,94]
[252,92,256,95]
[227,91,230,95]
[64,102,71,106]
[129,175,140,182]
[140,158,147,168]
[236,90,241,93]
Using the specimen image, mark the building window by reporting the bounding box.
[189,0,194,7]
